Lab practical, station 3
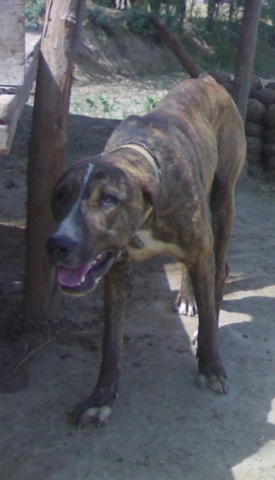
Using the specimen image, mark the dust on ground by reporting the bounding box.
[0,74,275,480]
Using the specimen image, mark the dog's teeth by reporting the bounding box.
[91,253,104,267]
[76,275,85,286]
[90,252,107,270]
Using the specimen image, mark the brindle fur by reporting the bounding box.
[47,75,246,427]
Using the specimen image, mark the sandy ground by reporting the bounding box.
[1,84,275,480]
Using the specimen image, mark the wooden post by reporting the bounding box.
[23,0,86,324]
[232,0,262,121]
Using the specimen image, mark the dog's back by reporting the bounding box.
[106,76,246,195]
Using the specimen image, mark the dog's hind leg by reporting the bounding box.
[210,175,236,320]
[174,264,197,316]
[189,246,229,394]
[68,261,130,427]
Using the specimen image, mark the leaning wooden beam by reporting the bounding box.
[23,0,86,323]
[147,15,204,79]
[0,31,41,155]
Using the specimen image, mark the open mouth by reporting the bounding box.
[57,250,117,294]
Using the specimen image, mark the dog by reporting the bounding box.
[47,74,246,427]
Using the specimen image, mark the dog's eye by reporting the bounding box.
[52,181,78,220]
[54,187,73,208]
[100,194,118,207]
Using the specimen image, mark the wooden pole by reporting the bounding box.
[232,0,262,121]
[23,0,86,324]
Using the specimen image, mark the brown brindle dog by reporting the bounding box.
[47,75,246,427]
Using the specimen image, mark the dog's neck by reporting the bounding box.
[107,142,161,182]
[107,142,161,228]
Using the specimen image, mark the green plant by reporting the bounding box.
[145,95,158,112]
[86,98,96,109]
[99,94,112,113]
[25,0,45,27]
[125,9,155,36]
[262,0,275,27]
[86,5,117,35]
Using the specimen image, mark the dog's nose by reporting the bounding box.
[46,235,77,258]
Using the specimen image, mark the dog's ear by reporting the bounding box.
[141,178,162,219]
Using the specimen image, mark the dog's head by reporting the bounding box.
[46,154,159,295]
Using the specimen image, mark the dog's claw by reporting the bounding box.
[77,406,112,428]
[68,399,113,428]
[192,330,198,345]
[174,297,198,317]
[197,372,229,394]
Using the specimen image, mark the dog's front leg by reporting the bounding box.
[189,251,229,395]
[69,261,129,428]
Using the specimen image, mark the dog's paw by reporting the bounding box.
[68,400,112,428]
[174,294,198,316]
[191,329,198,345]
[197,364,229,394]
[78,406,112,428]
[197,372,229,394]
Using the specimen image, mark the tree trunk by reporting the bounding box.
[207,0,216,29]
[232,0,262,121]
[23,0,86,325]
[189,0,196,20]
[228,0,235,22]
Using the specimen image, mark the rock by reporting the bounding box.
[264,104,275,127]
[245,122,264,137]
[246,99,266,123]
[246,136,263,154]
[263,143,275,156]
[265,155,275,170]
[246,152,262,166]
[252,88,275,106]
[263,127,275,143]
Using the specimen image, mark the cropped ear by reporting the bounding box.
[141,177,162,220]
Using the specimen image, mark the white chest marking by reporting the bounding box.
[127,229,185,262]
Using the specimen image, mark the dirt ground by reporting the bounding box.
[1,78,275,480]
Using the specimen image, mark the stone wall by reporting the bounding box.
[247,80,275,181]
[212,71,275,181]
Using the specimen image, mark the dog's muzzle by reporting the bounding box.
[46,234,118,294]
[46,235,77,262]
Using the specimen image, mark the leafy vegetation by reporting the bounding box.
[69,90,162,118]
[84,1,274,77]
[25,0,275,77]
[85,5,118,33]
[25,0,45,27]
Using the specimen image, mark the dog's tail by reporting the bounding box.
[147,15,206,79]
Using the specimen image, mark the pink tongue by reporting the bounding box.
[57,263,91,287]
